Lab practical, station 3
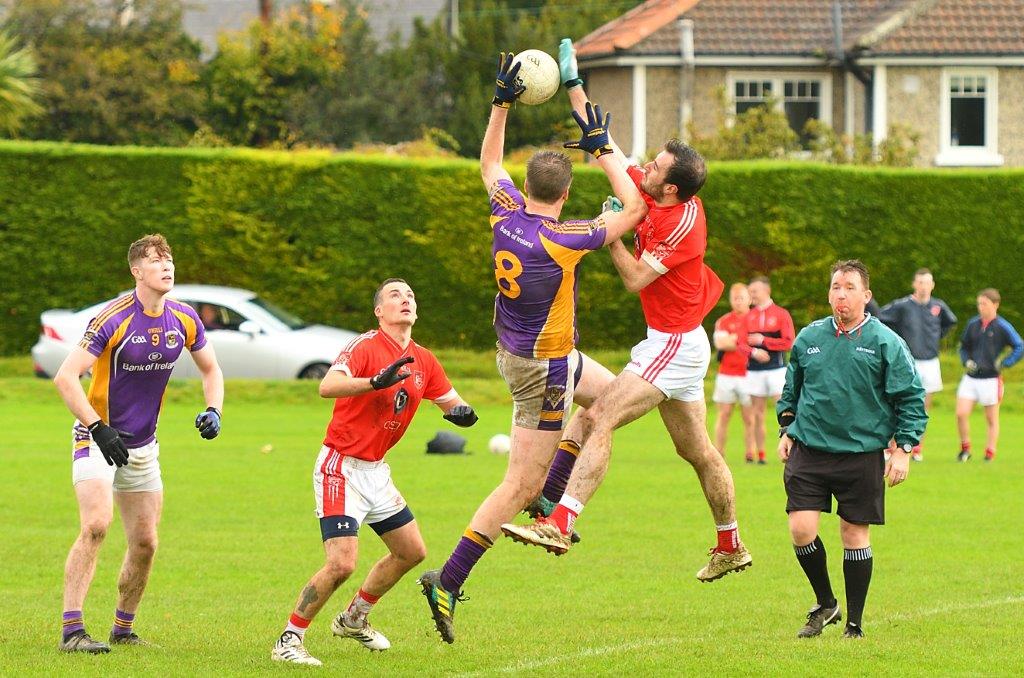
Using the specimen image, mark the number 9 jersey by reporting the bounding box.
[489,179,606,359]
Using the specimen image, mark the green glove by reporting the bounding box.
[601,195,623,213]
[559,38,583,88]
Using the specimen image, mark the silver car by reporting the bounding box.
[32,284,359,380]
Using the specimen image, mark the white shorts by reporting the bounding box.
[745,367,787,399]
[313,446,411,540]
[713,373,752,406]
[915,358,943,394]
[72,424,162,492]
[956,376,1003,407]
[624,326,710,402]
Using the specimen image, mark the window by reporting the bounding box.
[728,73,831,148]
[734,80,772,115]
[938,68,1002,167]
[184,301,247,332]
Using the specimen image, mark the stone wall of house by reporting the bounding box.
[885,66,941,166]
[584,67,634,156]
[645,66,682,156]
[997,67,1024,166]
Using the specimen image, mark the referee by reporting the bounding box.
[777,260,927,639]
[877,268,957,460]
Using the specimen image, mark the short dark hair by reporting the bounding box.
[978,288,1001,304]
[749,275,771,287]
[914,268,932,277]
[128,234,171,267]
[830,259,870,289]
[374,278,408,307]
[525,151,572,203]
[663,139,707,201]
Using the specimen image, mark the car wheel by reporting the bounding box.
[298,362,331,380]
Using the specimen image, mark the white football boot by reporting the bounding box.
[271,631,323,666]
[331,613,391,651]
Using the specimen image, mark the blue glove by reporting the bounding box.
[195,407,221,440]
[602,195,623,213]
[492,52,525,109]
[564,101,614,157]
[559,38,582,88]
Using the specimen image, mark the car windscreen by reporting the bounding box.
[248,296,308,330]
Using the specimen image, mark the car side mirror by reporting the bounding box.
[238,320,262,337]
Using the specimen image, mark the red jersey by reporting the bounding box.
[324,330,455,461]
[745,302,795,371]
[714,310,751,376]
[627,166,724,333]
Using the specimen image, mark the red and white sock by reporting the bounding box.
[985,448,995,460]
[344,589,380,627]
[550,495,583,535]
[284,612,311,640]
[716,521,739,553]
[961,441,971,452]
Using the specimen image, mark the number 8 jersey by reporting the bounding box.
[489,179,606,359]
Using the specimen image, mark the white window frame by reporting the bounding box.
[725,71,833,129]
[936,67,1002,167]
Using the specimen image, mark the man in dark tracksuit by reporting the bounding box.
[778,260,927,639]
[955,288,1023,462]
[877,268,957,460]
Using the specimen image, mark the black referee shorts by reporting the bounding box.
[784,440,885,525]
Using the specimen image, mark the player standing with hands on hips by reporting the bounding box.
[272,279,478,665]
[54,234,224,653]
[777,260,926,639]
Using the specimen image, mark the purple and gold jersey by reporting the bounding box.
[490,179,606,359]
[74,292,207,449]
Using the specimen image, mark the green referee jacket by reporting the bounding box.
[777,314,928,453]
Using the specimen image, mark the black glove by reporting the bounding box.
[195,407,221,440]
[443,405,479,428]
[564,101,614,157]
[370,356,415,390]
[492,52,525,109]
[88,420,131,468]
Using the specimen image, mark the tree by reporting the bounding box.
[1,0,204,145]
[0,31,42,136]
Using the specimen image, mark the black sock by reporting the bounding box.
[794,536,836,607]
[843,546,873,627]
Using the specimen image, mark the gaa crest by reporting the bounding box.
[413,371,425,389]
[544,385,566,407]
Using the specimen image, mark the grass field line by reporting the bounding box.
[458,596,1024,676]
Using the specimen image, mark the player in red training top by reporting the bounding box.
[745,276,796,464]
[271,279,478,666]
[502,38,751,584]
[712,283,756,460]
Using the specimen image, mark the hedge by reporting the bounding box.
[1,140,1022,357]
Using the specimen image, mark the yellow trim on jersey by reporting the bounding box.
[539,411,564,421]
[543,220,595,235]
[490,214,507,228]
[491,189,521,212]
[85,294,134,333]
[170,308,198,349]
[533,235,588,358]
[87,314,134,424]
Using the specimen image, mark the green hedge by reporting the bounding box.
[1,141,1022,357]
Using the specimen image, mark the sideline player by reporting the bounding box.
[955,288,1022,462]
[877,268,957,460]
[745,276,795,464]
[502,39,751,585]
[271,279,478,665]
[416,51,646,644]
[778,260,926,639]
[712,283,756,459]
[54,234,224,653]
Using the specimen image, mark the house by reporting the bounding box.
[576,0,1024,167]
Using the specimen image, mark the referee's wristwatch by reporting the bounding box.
[778,426,789,439]
[898,443,913,454]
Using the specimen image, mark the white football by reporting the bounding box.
[488,433,512,455]
[512,49,560,105]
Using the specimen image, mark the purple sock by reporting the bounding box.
[542,441,580,503]
[440,535,488,594]
[62,610,84,640]
[112,609,135,637]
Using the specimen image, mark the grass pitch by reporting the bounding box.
[1,354,1022,676]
